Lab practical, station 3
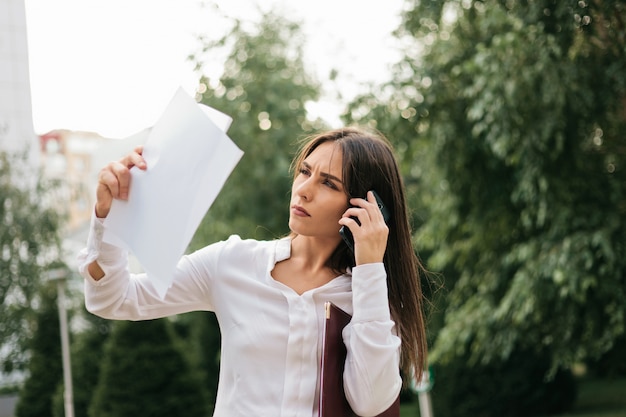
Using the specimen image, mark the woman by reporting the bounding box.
[78,127,428,416]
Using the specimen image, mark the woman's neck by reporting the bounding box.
[289,234,340,271]
[271,235,344,295]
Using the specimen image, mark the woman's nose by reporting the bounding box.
[296,178,314,201]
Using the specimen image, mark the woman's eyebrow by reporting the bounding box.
[302,161,343,184]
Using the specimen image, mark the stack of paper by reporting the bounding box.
[103,87,243,299]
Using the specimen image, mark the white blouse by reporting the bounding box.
[77,215,402,417]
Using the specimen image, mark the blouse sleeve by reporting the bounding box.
[77,213,221,320]
[342,263,402,416]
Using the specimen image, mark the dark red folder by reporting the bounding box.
[319,302,400,417]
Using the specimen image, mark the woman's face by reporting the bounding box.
[289,141,348,241]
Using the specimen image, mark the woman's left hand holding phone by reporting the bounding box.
[95,146,147,219]
[340,191,389,266]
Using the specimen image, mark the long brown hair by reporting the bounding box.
[290,127,428,382]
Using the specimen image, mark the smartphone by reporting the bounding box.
[340,190,391,253]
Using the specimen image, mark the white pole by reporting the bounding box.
[418,390,434,417]
[414,369,434,417]
[48,269,75,417]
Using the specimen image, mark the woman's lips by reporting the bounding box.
[291,205,310,217]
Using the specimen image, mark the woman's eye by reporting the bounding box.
[324,179,337,189]
[299,168,311,176]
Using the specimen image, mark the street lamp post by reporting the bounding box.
[46,268,75,417]
[413,368,434,417]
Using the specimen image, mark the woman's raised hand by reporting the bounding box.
[95,145,147,218]
[340,191,390,265]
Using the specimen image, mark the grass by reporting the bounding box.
[400,377,626,417]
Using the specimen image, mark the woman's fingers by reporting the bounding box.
[95,168,114,218]
[343,193,387,228]
[109,161,133,199]
[339,192,389,264]
[94,147,147,218]
[108,147,148,199]
[123,146,146,169]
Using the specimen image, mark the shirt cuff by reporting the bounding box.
[350,263,391,323]
[76,211,126,282]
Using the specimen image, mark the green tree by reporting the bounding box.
[52,307,112,417]
[14,284,63,417]
[89,319,208,417]
[430,346,577,417]
[180,312,221,411]
[189,9,323,243]
[0,150,64,376]
[346,0,626,373]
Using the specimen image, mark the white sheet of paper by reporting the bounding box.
[103,87,243,299]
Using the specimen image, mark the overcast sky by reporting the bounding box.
[24,0,404,138]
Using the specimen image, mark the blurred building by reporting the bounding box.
[0,0,39,167]
[38,128,148,234]
[39,130,105,232]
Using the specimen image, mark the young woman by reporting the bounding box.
[78,127,428,417]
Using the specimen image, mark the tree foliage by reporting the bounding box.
[189,10,324,243]
[89,319,208,417]
[430,346,577,417]
[182,312,221,411]
[14,284,63,417]
[0,150,64,375]
[345,0,626,372]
